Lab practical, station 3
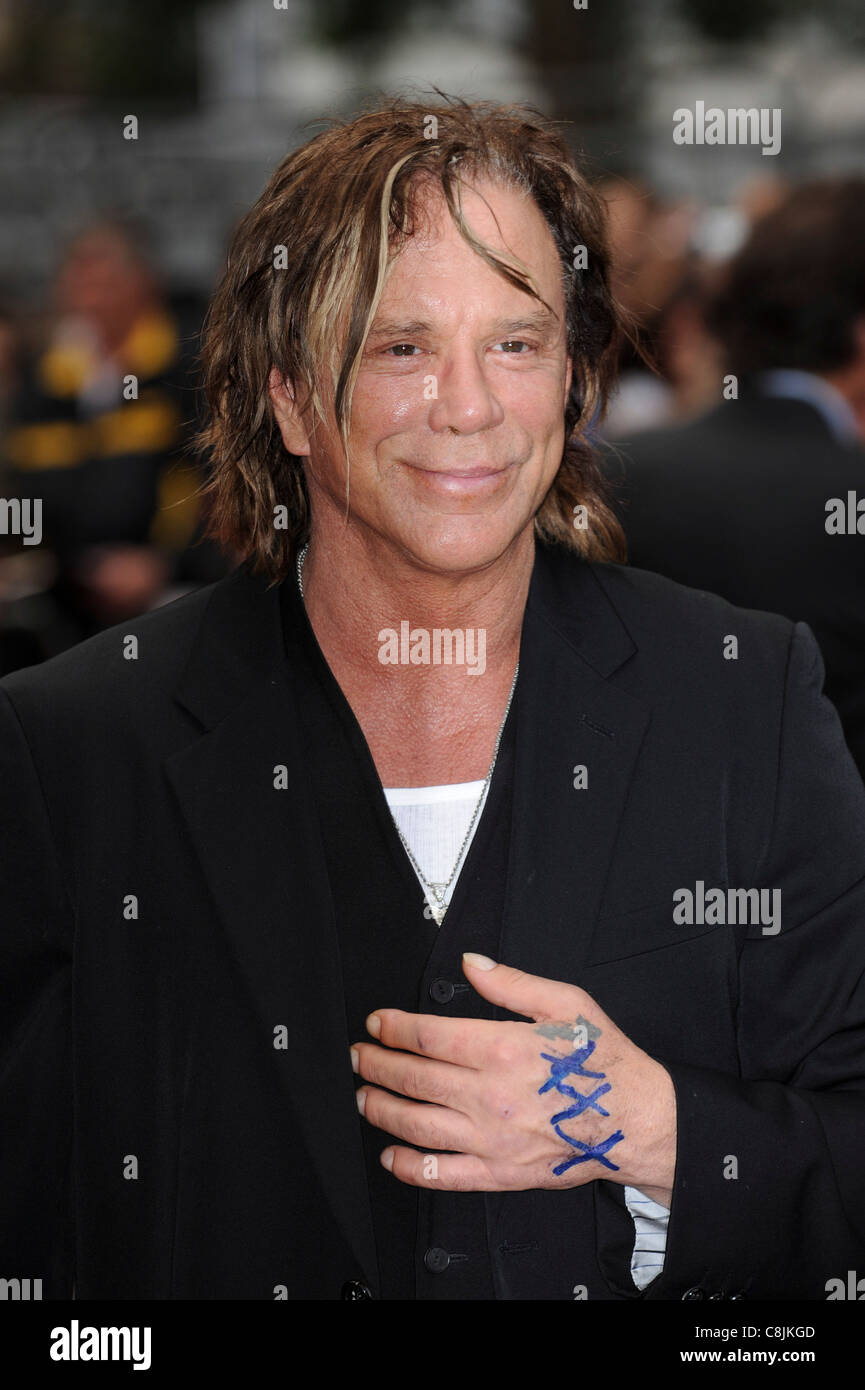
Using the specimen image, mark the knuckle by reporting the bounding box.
[420,1069,449,1103]
[448,1169,475,1192]
[414,1024,437,1056]
[444,1032,470,1067]
[411,1108,448,1150]
[406,1108,431,1145]
[491,1035,518,1069]
[401,1067,428,1099]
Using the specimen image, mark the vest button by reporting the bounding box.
[341,1280,373,1300]
[423,1247,451,1273]
[681,1286,705,1300]
[429,979,455,1004]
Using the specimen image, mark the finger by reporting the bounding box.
[358,1086,479,1154]
[367,1008,503,1067]
[461,953,586,1022]
[381,1146,501,1192]
[352,1042,471,1112]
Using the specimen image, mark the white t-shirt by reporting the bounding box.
[383,779,670,1292]
[385,778,488,919]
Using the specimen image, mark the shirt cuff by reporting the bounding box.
[624,1184,670,1292]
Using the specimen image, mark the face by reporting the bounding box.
[56,231,153,348]
[273,177,573,574]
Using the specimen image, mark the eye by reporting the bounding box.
[496,339,533,353]
[385,343,421,357]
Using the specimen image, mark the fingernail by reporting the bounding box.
[463,952,497,971]
[356,1089,366,1115]
[380,1147,394,1171]
[350,1047,359,1073]
[366,1013,381,1037]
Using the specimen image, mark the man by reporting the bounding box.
[2,99,864,1301]
[608,180,865,777]
[2,218,226,665]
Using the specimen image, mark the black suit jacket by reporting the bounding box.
[2,540,865,1299]
[607,389,865,775]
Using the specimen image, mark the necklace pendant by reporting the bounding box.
[427,883,448,925]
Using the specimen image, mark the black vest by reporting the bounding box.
[281,575,516,1299]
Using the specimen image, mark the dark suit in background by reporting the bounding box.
[609,385,865,776]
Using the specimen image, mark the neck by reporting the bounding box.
[299,523,533,687]
[296,516,533,787]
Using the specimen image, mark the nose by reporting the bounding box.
[426,345,505,436]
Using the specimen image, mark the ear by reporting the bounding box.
[268,366,311,456]
[563,355,573,408]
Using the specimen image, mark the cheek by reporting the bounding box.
[351,374,426,436]
[517,393,567,471]
[505,368,568,435]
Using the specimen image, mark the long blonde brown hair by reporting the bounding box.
[195,94,626,579]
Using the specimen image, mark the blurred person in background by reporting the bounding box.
[0,296,21,431]
[599,177,716,437]
[601,175,790,441]
[639,260,723,425]
[0,293,49,672]
[1,217,227,668]
[608,178,865,777]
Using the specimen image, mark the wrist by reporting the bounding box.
[618,1058,677,1197]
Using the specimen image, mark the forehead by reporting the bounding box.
[64,233,139,273]
[379,176,565,316]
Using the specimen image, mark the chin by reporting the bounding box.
[394,514,533,575]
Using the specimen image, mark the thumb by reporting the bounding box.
[461,953,583,1021]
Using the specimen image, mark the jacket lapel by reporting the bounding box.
[164,563,379,1291]
[500,545,650,988]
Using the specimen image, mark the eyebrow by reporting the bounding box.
[365,309,561,342]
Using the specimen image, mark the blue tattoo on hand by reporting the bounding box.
[551,1125,626,1175]
[550,1082,611,1124]
[538,1044,605,1092]
[538,1039,624,1176]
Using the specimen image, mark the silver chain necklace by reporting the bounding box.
[296,542,519,924]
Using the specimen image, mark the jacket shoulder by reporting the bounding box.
[0,579,222,728]
[587,559,799,690]
[592,559,794,640]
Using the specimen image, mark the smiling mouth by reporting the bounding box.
[402,461,515,496]
[434,467,503,477]
[406,462,512,478]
